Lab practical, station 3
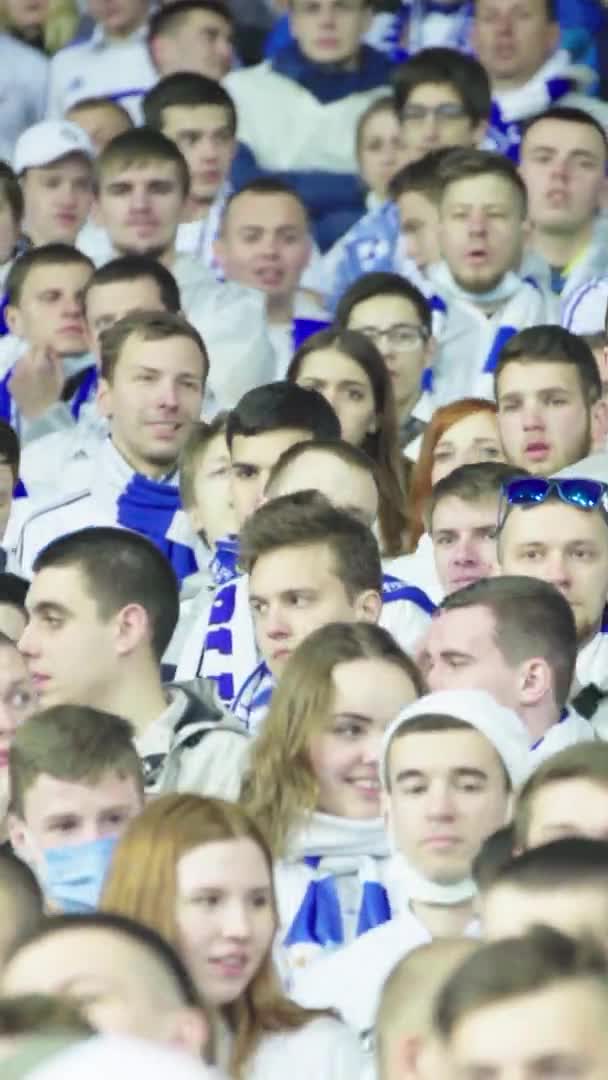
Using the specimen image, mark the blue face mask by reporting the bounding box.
[42,835,119,914]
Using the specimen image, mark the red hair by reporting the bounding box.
[409,398,498,547]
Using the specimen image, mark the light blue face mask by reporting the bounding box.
[42,835,119,914]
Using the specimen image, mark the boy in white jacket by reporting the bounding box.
[292,689,528,1034]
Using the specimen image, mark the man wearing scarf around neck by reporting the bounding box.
[291,688,528,1036]
[7,310,207,583]
[472,0,608,161]
[429,148,558,403]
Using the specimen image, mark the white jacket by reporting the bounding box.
[6,439,204,579]
[292,911,432,1036]
[224,62,387,173]
[45,23,156,123]
[220,1017,365,1080]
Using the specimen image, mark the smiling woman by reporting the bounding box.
[240,621,424,973]
[102,793,365,1080]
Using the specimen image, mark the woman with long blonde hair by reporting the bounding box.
[101,793,364,1080]
[240,621,424,976]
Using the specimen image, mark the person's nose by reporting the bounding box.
[157,378,180,411]
[18,621,38,660]
[452,534,477,565]
[426,780,457,819]
[220,898,253,941]
[263,602,291,641]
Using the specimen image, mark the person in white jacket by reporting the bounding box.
[428,148,558,403]
[291,689,528,1034]
[0,244,95,447]
[45,0,157,123]
[100,793,366,1080]
[519,107,608,304]
[18,254,188,497]
[17,526,249,800]
[498,474,608,737]
[472,0,608,158]
[214,180,328,379]
[240,621,424,977]
[422,575,595,764]
[81,127,276,411]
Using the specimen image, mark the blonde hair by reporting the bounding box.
[0,0,80,54]
[101,794,327,1076]
[241,622,424,857]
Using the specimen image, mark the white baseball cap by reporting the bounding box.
[380,689,530,790]
[14,121,95,175]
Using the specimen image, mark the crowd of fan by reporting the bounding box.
[0,0,608,1076]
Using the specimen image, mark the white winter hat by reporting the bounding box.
[14,121,95,174]
[381,689,530,790]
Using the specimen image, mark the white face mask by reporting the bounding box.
[387,851,477,905]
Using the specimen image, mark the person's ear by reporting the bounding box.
[354,588,382,624]
[5,305,24,339]
[591,398,608,449]
[518,656,551,708]
[96,376,113,419]
[113,603,151,657]
[393,1032,425,1079]
[8,813,38,871]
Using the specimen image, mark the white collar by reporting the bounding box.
[89,21,149,49]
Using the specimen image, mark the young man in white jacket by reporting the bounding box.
[17,526,249,799]
[519,107,608,305]
[428,148,557,403]
[292,688,528,1034]
[81,127,276,410]
[472,0,608,159]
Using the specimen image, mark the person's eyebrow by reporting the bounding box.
[451,767,489,782]
[26,600,71,618]
[332,712,373,725]
[395,768,427,784]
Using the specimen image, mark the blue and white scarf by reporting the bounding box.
[277,813,391,975]
[367,0,471,59]
[430,263,556,399]
[209,534,241,587]
[231,660,275,735]
[117,474,199,583]
[488,50,596,161]
[200,569,431,715]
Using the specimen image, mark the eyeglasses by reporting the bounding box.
[501,477,608,517]
[292,0,362,15]
[401,104,468,125]
[356,324,429,350]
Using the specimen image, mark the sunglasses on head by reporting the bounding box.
[501,476,608,514]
